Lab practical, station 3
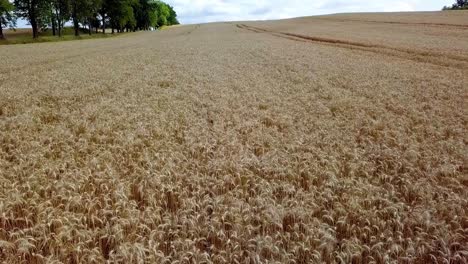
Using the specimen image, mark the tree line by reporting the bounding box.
[443,0,468,10]
[1,0,178,39]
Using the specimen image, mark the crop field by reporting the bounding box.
[0,11,467,263]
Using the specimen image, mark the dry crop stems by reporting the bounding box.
[0,11,467,263]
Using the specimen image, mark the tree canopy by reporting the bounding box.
[443,0,468,10]
[0,0,16,39]
[7,0,178,38]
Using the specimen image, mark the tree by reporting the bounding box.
[132,0,180,30]
[133,0,156,30]
[37,0,55,33]
[154,0,168,27]
[70,0,80,36]
[69,0,92,36]
[80,0,102,35]
[456,0,468,8]
[443,0,468,9]
[123,3,136,31]
[167,4,178,25]
[90,14,100,33]
[153,1,177,27]
[14,0,44,38]
[11,0,177,39]
[99,0,108,33]
[107,0,135,33]
[52,0,70,37]
[0,0,16,39]
[67,0,95,36]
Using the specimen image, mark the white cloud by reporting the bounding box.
[165,0,455,24]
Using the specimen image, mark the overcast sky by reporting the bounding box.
[16,0,454,27]
[168,0,455,24]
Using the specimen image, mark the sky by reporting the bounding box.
[15,0,455,27]
[167,0,455,24]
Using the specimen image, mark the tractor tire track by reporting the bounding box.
[237,24,468,69]
[317,17,468,29]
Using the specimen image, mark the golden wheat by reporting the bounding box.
[0,11,467,264]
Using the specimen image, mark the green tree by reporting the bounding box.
[52,0,70,37]
[134,0,157,30]
[154,0,168,27]
[98,0,108,33]
[68,0,99,36]
[167,4,178,25]
[123,2,136,31]
[37,0,55,33]
[107,0,135,32]
[11,0,177,40]
[70,0,83,36]
[443,0,468,9]
[0,0,16,39]
[82,0,102,35]
[14,0,44,38]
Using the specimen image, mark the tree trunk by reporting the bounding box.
[30,0,39,39]
[51,10,56,36]
[31,18,39,39]
[88,21,92,35]
[111,27,114,34]
[0,23,4,40]
[56,9,61,37]
[101,14,105,34]
[95,26,98,34]
[73,1,79,36]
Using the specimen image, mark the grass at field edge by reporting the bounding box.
[0,32,124,45]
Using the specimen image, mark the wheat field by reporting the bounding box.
[0,11,467,263]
